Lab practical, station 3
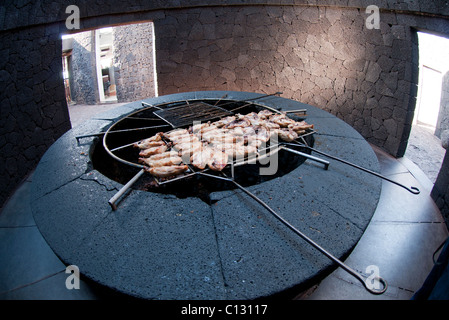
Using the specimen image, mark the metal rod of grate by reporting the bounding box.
[152,102,233,128]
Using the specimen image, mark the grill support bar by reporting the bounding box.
[283,142,420,195]
[281,146,330,170]
[108,169,145,210]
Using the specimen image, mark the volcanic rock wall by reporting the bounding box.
[113,22,157,102]
[433,149,449,226]
[0,22,70,208]
[436,72,449,139]
[70,30,98,105]
[155,5,420,156]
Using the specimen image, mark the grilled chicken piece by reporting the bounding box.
[207,149,228,171]
[269,114,296,127]
[248,138,263,148]
[133,133,163,149]
[288,121,314,132]
[242,126,256,135]
[147,150,179,161]
[225,117,251,129]
[244,112,259,119]
[213,116,236,128]
[243,112,264,126]
[139,145,168,157]
[163,128,189,139]
[212,142,257,161]
[229,127,244,136]
[234,144,258,160]
[170,134,199,145]
[145,165,189,178]
[176,142,204,160]
[290,129,305,136]
[199,123,219,134]
[191,122,209,133]
[260,120,280,130]
[211,143,238,160]
[258,110,275,119]
[238,126,256,143]
[190,147,213,170]
[139,155,183,167]
[172,140,203,152]
[207,133,241,144]
[134,140,165,149]
[200,128,227,141]
[253,126,271,142]
[277,129,298,142]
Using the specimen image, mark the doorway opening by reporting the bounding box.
[405,31,449,184]
[61,27,118,105]
[61,21,158,127]
[96,27,117,103]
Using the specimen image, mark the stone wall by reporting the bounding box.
[436,71,449,139]
[113,22,157,102]
[434,71,449,228]
[432,149,449,227]
[1,0,449,213]
[70,30,98,105]
[0,22,70,208]
[155,5,424,156]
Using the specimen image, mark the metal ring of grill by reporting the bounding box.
[101,97,310,173]
[67,91,403,296]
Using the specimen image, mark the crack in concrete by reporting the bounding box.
[34,174,84,201]
[79,175,120,192]
[207,201,231,297]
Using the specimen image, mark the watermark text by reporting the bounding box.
[65,265,80,290]
[365,5,380,30]
[65,5,80,30]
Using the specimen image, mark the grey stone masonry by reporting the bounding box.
[113,22,157,102]
[436,71,449,139]
[152,5,447,159]
[70,30,98,105]
[2,1,449,32]
[432,150,449,228]
[0,22,70,208]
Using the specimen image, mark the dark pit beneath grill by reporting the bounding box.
[90,99,315,203]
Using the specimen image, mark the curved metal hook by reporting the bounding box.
[379,177,420,195]
[350,272,388,295]
[370,276,388,295]
[409,186,421,195]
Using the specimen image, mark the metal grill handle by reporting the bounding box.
[228,177,388,295]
